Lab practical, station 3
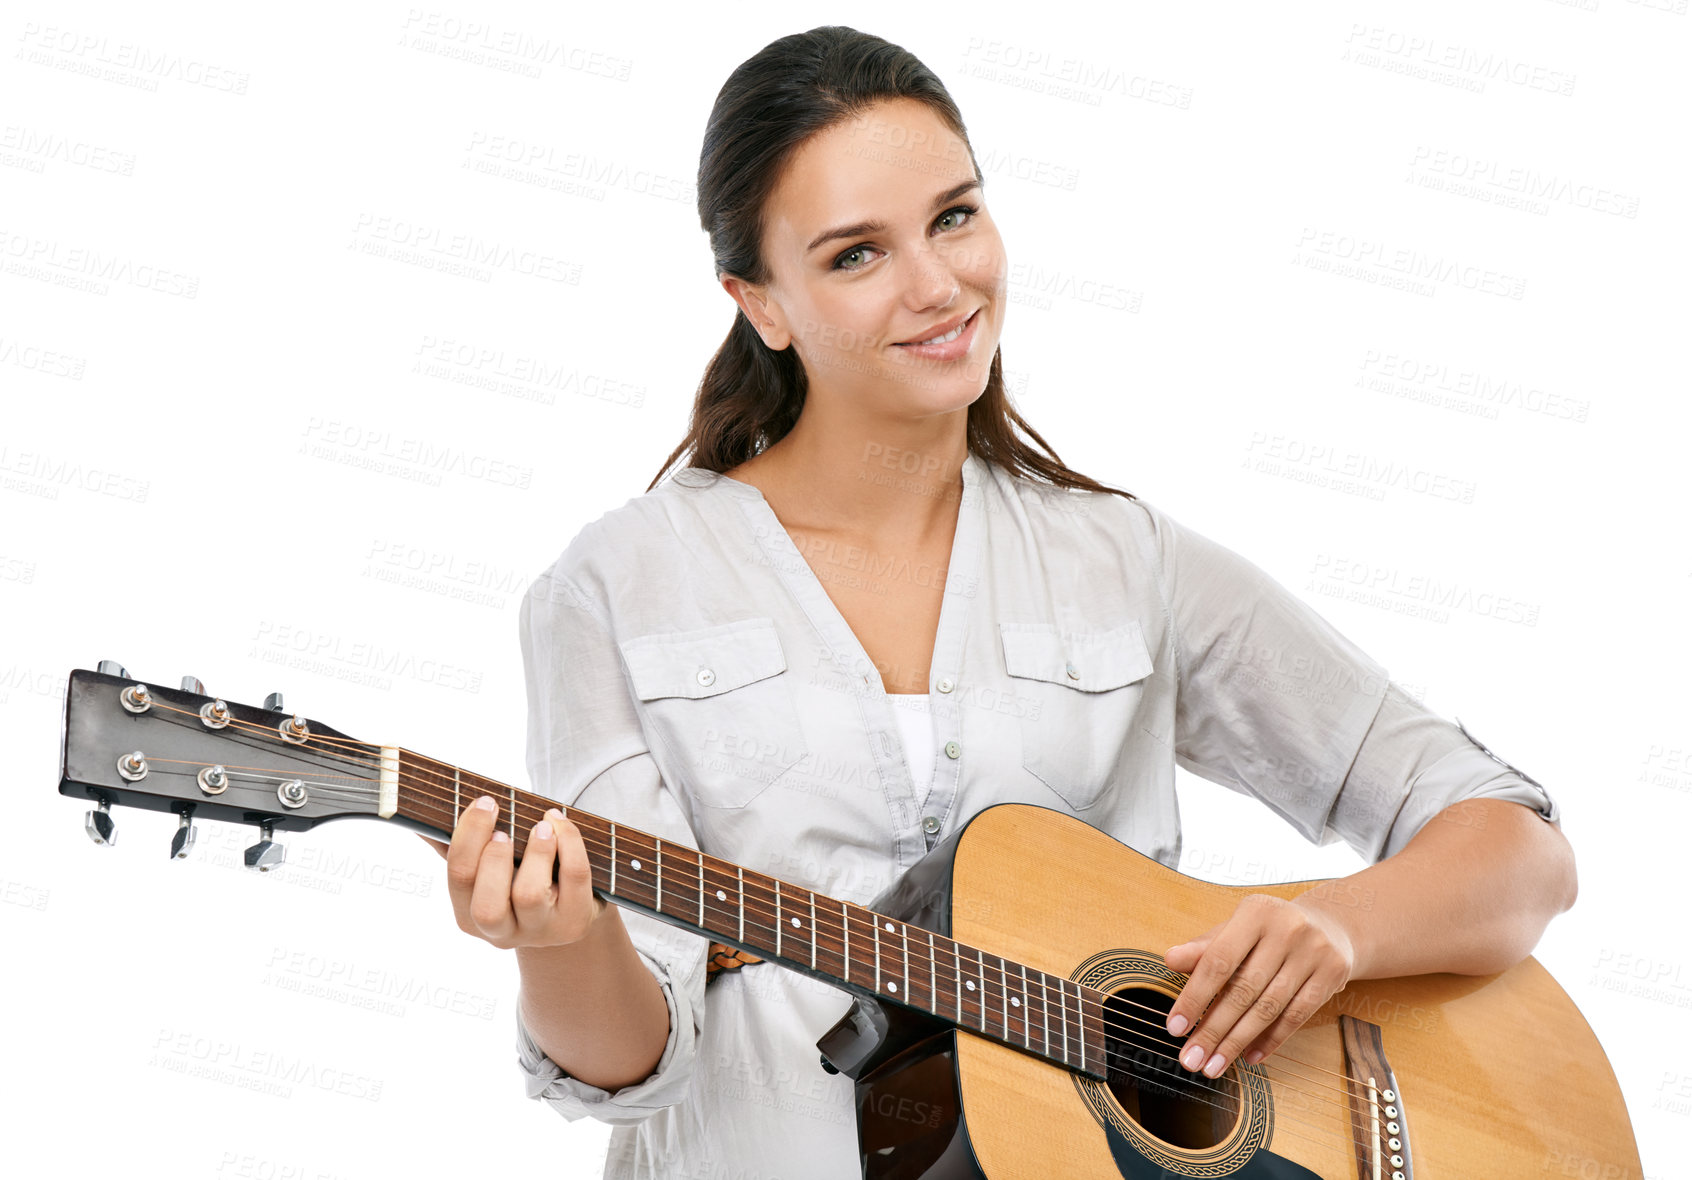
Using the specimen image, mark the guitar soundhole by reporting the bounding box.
[1103,986,1240,1150]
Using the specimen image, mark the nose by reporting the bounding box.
[902,238,961,313]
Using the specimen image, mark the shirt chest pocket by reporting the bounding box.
[620,617,810,809]
[999,620,1154,811]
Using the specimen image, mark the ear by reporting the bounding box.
[720,274,792,351]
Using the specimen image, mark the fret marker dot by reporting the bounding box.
[885,922,895,932]
[886,981,897,993]
[790,917,801,927]
[1010,997,1021,1007]
[716,890,727,901]
[630,859,641,871]
[965,980,976,991]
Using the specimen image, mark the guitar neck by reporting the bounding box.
[389,747,1107,1078]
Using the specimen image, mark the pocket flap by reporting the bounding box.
[999,620,1153,693]
[621,617,789,701]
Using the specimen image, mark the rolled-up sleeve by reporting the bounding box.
[1138,499,1559,862]
[514,565,709,1125]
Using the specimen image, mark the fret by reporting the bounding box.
[954,940,963,1025]
[978,949,992,1037]
[842,901,851,987]
[737,867,745,943]
[873,912,881,994]
[1040,968,1051,1060]
[507,783,516,839]
[697,855,704,926]
[809,892,817,970]
[928,932,937,1015]
[655,838,663,914]
[1019,962,1029,1048]
[900,923,910,1003]
[609,824,617,893]
[775,882,782,959]
[452,766,460,825]
[1059,974,1070,1067]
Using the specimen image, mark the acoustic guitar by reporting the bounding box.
[57,665,1643,1179]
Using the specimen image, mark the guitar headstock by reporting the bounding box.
[58,663,395,868]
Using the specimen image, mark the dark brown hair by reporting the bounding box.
[646,25,1133,502]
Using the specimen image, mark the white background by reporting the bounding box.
[2,1,1688,1177]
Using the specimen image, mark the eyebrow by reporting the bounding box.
[805,179,982,254]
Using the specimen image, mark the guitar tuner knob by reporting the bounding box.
[180,675,206,695]
[170,813,198,860]
[263,692,285,712]
[85,798,116,846]
[96,660,130,678]
[244,822,285,872]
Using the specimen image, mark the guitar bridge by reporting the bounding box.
[1340,1014,1412,1180]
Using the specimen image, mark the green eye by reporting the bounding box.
[831,204,979,272]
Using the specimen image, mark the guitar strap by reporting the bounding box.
[706,942,765,985]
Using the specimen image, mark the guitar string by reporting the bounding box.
[122,699,1398,1125]
[127,753,1376,1136]
[131,746,1373,1127]
[122,708,1393,1129]
[127,743,1377,1131]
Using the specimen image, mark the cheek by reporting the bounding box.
[958,233,1006,292]
[798,294,883,355]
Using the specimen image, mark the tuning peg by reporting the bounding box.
[263,692,285,712]
[96,660,130,678]
[85,798,116,846]
[170,812,197,860]
[180,675,205,695]
[243,821,285,872]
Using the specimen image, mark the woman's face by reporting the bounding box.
[726,96,1008,421]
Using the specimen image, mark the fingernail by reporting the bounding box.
[1180,1044,1205,1071]
[1204,1052,1227,1078]
[1245,1049,1264,1065]
[474,796,496,812]
[1167,1014,1188,1037]
[534,821,553,840]
[491,830,510,843]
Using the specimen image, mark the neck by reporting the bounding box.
[744,411,969,538]
[389,747,1105,1080]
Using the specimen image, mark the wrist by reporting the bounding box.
[1290,883,1369,980]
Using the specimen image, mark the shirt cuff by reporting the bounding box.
[1377,732,1562,861]
[514,944,702,1126]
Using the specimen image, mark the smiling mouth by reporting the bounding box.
[894,309,977,348]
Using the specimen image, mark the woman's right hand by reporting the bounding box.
[421,794,608,950]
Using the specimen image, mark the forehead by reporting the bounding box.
[764,98,975,250]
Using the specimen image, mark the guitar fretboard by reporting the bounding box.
[392,749,1108,1079]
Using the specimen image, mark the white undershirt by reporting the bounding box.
[886,692,934,812]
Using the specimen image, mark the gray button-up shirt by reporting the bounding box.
[513,451,1557,1178]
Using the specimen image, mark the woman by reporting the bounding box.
[434,26,1575,1179]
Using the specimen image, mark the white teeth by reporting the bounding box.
[908,314,970,346]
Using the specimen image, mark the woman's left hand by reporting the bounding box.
[1162,893,1358,1078]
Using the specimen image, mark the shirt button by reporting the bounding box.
[1065,661,1079,680]
[944,740,961,759]
[936,677,955,693]
[921,815,941,834]
[696,667,715,687]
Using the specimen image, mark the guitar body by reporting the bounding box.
[819,803,1642,1180]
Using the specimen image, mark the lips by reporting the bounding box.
[895,308,976,347]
